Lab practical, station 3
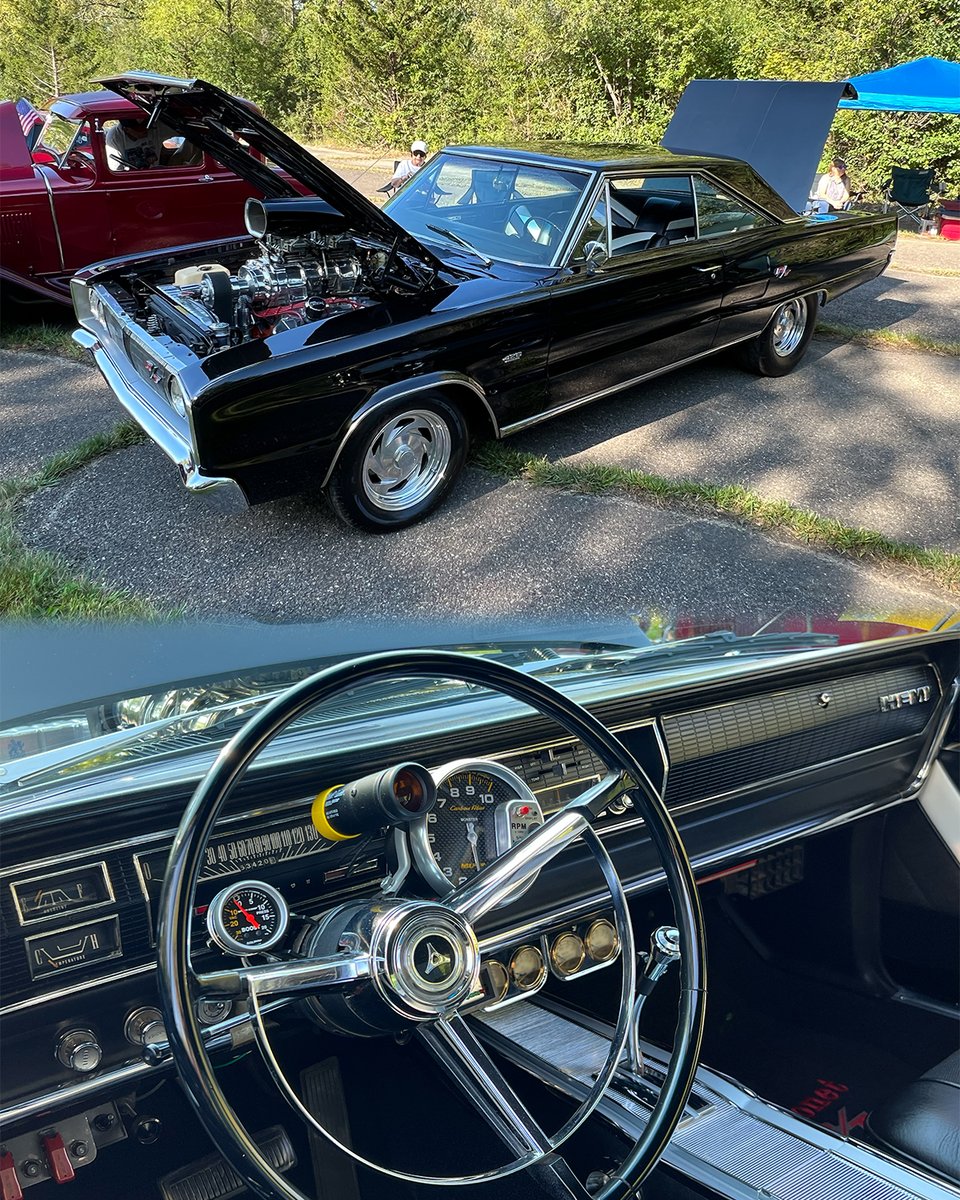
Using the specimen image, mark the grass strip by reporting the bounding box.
[816,321,960,356]
[473,443,960,595]
[0,321,86,362]
[0,422,171,619]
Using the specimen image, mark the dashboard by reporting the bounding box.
[0,631,956,1192]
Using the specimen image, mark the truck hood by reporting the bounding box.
[95,72,444,273]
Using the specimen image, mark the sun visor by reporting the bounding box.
[661,80,857,214]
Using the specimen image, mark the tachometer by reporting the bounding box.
[410,760,544,894]
[206,880,289,954]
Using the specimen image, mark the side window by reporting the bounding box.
[102,120,202,173]
[571,184,609,261]
[576,175,698,258]
[693,176,775,239]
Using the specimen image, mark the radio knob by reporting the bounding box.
[56,1029,102,1073]
[124,1006,166,1047]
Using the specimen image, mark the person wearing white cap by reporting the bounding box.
[385,140,429,193]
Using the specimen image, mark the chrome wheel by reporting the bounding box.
[361,409,453,512]
[771,299,807,357]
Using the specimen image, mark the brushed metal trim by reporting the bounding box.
[480,1003,960,1200]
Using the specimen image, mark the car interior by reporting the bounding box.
[0,629,957,1200]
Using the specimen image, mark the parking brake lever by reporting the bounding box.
[625,925,681,1076]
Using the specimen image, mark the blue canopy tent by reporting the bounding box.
[838,57,960,114]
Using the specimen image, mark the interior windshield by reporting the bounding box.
[385,153,592,267]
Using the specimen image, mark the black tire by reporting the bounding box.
[738,295,818,377]
[325,394,469,531]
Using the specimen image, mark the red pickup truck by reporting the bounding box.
[0,90,264,303]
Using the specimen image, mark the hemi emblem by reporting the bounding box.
[878,685,932,712]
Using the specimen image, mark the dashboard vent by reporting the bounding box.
[661,664,939,807]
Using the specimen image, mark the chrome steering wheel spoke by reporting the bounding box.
[195,950,370,1001]
[418,1013,550,1159]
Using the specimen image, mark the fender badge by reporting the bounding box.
[773,265,791,279]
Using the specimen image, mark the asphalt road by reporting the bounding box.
[3,232,958,624]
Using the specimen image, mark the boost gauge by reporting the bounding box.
[207,880,289,955]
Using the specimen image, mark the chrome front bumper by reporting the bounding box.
[72,329,248,514]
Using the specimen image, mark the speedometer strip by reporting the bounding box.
[409,759,544,895]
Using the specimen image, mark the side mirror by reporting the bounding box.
[584,240,608,269]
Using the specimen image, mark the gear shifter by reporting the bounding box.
[626,925,681,1076]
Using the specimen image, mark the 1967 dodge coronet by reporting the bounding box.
[0,617,957,1200]
[72,73,897,530]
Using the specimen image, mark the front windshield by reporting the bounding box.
[385,152,592,267]
[39,113,89,165]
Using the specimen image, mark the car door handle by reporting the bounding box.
[198,174,214,183]
[695,264,722,273]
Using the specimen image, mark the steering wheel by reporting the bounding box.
[506,205,563,248]
[159,650,706,1200]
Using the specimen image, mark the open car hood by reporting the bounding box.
[95,72,444,272]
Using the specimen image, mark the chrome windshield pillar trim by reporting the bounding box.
[37,167,65,270]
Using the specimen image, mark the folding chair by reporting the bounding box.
[882,167,939,231]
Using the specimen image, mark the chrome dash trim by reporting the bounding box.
[0,999,286,1130]
[2,637,944,819]
[0,962,154,1018]
[0,1058,156,1130]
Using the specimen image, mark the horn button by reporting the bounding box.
[374,903,480,1019]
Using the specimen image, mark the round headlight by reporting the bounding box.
[168,375,188,418]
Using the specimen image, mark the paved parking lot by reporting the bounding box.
[2,208,957,624]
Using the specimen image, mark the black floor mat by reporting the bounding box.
[696,894,960,1131]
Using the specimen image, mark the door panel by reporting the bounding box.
[544,174,725,411]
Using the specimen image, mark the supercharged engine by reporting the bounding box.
[137,196,432,354]
[172,234,376,343]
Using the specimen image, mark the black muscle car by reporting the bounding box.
[71,73,897,530]
[1,615,958,1200]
